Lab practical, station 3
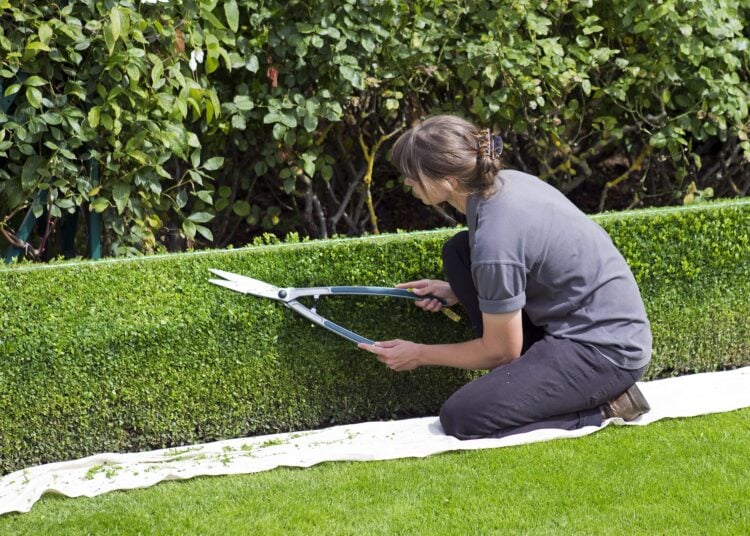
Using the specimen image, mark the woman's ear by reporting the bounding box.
[446,176,460,190]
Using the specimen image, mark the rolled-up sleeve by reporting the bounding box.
[472,261,527,314]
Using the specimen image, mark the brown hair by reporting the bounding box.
[390,115,502,199]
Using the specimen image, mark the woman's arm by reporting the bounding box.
[358,309,523,371]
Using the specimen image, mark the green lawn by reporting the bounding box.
[2,408,749,535]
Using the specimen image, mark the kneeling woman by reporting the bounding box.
[360,115,652,439]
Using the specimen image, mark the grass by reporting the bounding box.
[2,408,749,535]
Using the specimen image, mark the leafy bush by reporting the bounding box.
[0,198,748,474]
[1,0,749,258]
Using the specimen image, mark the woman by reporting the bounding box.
[359,115,652,439]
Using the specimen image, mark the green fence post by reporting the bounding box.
[88,160,102,259]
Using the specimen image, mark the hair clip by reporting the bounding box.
[482,131,503,160]
[490,134,503,160]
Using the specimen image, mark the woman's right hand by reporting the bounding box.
[396,279,458,312]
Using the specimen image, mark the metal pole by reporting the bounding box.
[88,159,102,259]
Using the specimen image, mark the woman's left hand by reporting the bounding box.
[358,339,424,372]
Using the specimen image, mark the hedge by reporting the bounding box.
[2,0,749,257]
[1,199,749,474]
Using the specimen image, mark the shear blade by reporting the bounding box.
[208,278,248,293]
[208,269,282,299]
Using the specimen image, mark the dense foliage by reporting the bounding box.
[1,199,748,473]
[0,0,749,258]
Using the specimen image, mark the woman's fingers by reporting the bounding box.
[416,297,443,312]
[396,279,457,310]
[396,279,431,291]
[397,279,445,297]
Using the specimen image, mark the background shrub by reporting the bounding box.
[1,0,749,258]
[0,199,748,474]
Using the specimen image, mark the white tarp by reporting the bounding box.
[2,366,749,516]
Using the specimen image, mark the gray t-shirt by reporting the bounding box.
[466,170,652,369]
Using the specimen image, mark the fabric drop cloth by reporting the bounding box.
[2,366,749,516]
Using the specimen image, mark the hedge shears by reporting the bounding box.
[208,269,452,345]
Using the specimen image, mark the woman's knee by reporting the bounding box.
[439,393,483,440]
[439,396,466,438]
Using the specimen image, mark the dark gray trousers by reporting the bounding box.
[439,231,647,440]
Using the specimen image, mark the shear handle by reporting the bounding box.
[285,300,375,345]
[288,286,447,306]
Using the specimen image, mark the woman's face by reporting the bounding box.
[404,176,454,206]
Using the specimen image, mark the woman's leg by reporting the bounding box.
[442,231,483,337]
[439,336,647,440]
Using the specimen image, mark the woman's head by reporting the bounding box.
[390,115,502,202]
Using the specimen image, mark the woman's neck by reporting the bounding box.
[448,191,469,214]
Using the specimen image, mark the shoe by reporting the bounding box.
[602,384,651,421]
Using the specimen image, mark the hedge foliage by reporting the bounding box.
[1,199,749,474]
[1,0,749,258]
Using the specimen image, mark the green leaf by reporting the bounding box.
[88,107,101,128]
[321,165,333,182]
[233,200,251,217]
[187,132,201,149]
[56,198,75,210]
[110,6,122,43]
[195,224,214,241]
[113,182,130,214]
[296,23,317,34]
[41,113,63,127]
[246,55,259,73]
[90,198,109,213]
[232,114,247,130]
[25,41,50,52]
[3,84,21,97]
[202,157,224,171]
[176,189,188,209]
[191,148,201,169]
[302,153,316,176]
[207,54,220,74]
[263,112,297,128]
[24,76,47,87]
[303,114,318,132]
[188,211,215,223]
[233,95,254,111]
[188,170,204,186]
[26,87,43,109]
[200,7,226,30]
[340,65,362,88]
[32,201,44,218]
[182,219,197,239]
[38,23,53,44]
[196,190,213,204]
[126,64,140,82]
[21,156,46,189]
[151,61,164,87]
[224,0,239,33]
[272,123,287,140]
[650,132,667,148]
